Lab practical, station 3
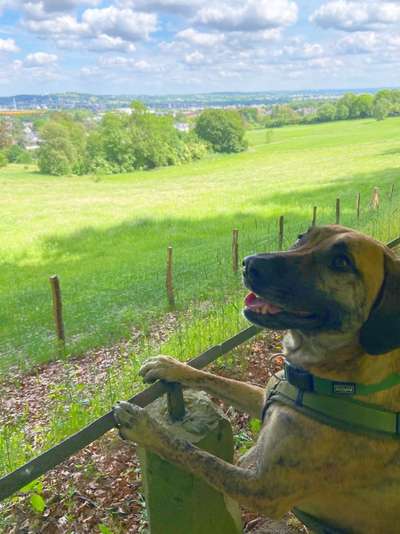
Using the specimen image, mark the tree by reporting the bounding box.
[38,113,86,175]
[0,119,12,150]
[373,99,389,121]
[267,105,300,127]
[335,103,349,121]
[317,104,336,122]
[84,103,207,175]
[195,109,248,153]
[353,94,374,118]
[0,151,7,167]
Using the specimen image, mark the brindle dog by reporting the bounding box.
[114,225,400,533]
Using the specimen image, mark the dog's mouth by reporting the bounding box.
[244,291,324,330]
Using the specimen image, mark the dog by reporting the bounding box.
[114,225,400,533]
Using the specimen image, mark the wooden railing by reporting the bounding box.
[1,233,399,503]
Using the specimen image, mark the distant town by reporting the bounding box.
[0,88,384,113]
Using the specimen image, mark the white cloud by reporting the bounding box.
[311,1,400,32]
[21,0,101,20]
[87,34,136,53]
[184,50,205,64]
[98,55,160,72]
[280,41,324,60]
[21,6,156,53]
[117,0,201,15]
[0,38,19,53]
[23,15,89,36]
[24,52,58,67]
[337,31,379,53]
[195,0,298,32]
[82,7,157,42]
[177,28,225,47]
[308,57,343,69]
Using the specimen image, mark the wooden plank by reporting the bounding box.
[166,246,175,308]
[0,325,260,502]
[312,206,317,227]
[278,216,284,251]
[335,198,340,224]
[49,275,65,346]
[232,229,239,273]
[166,383,186,421]
[387,236,400,249]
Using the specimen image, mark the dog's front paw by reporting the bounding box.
[139,355,191,384]
[113,401,152,444]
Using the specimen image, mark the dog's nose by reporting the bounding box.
[243,254,287,285]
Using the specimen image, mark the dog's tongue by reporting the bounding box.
[245,292,283,314]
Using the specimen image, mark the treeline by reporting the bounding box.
[37,104,247,176]
[239,89,400,129]
[0,119,33,167]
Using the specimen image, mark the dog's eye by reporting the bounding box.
[331,255,353,272]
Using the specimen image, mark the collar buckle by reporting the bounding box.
[284,361,314,392]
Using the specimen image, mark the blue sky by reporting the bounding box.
[0,0,399,95]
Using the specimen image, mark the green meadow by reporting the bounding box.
[1,118,400,375]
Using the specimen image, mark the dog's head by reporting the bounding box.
[243,225,400,359]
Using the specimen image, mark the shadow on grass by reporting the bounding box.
[380,147,400,157]
[251,168,400,212]
[1,166,400,373]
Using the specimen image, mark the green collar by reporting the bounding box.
[263,362,400,439]
[284,360,400,396]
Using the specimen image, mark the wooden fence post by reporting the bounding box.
[278,216,284,251]
[232,229,239,273]
[49,275,65,349]
[138,391,242,534]
[356,192,361,221]
[312,206,317,227]
[166,246,175,308]
[390,183,395,202]
[335,198,340,225]
[371,187,380,210]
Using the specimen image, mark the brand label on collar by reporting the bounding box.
[333,382,356,395]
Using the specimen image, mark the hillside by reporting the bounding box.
[1,117,400,374]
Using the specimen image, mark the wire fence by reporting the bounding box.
[1,183,399,374]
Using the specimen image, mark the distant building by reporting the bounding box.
[174,122,190,133]
[22,121,40,150]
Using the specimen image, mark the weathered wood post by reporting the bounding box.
[49,275,65,351]
[138,390,242,534]
[166,246,175,308]
[278,215,284,251]
[371,187,380,210]
[335,198,340,225]
[312,206,317,227]
[356,192,361,221]
[232,229,239,273]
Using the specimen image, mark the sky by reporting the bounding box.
[0,0,400,96]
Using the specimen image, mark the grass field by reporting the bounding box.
[1,117,400,374]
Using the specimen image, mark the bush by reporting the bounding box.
[195,109,248,153]
[0,152,7,167]
[38,147,72,176]
[7,145,33,164]
[38,114,86,176]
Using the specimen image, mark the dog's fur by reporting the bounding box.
[114,225,400,533]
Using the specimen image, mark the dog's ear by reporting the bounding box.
[360,251,400,355]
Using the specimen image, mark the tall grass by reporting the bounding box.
[1,118,400,373]
[1,118,400,482]
[0,192,399,480]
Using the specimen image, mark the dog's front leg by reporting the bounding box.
[114,401,282,515]
[139,356,265,418]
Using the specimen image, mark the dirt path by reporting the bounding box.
[1,325,307,533]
